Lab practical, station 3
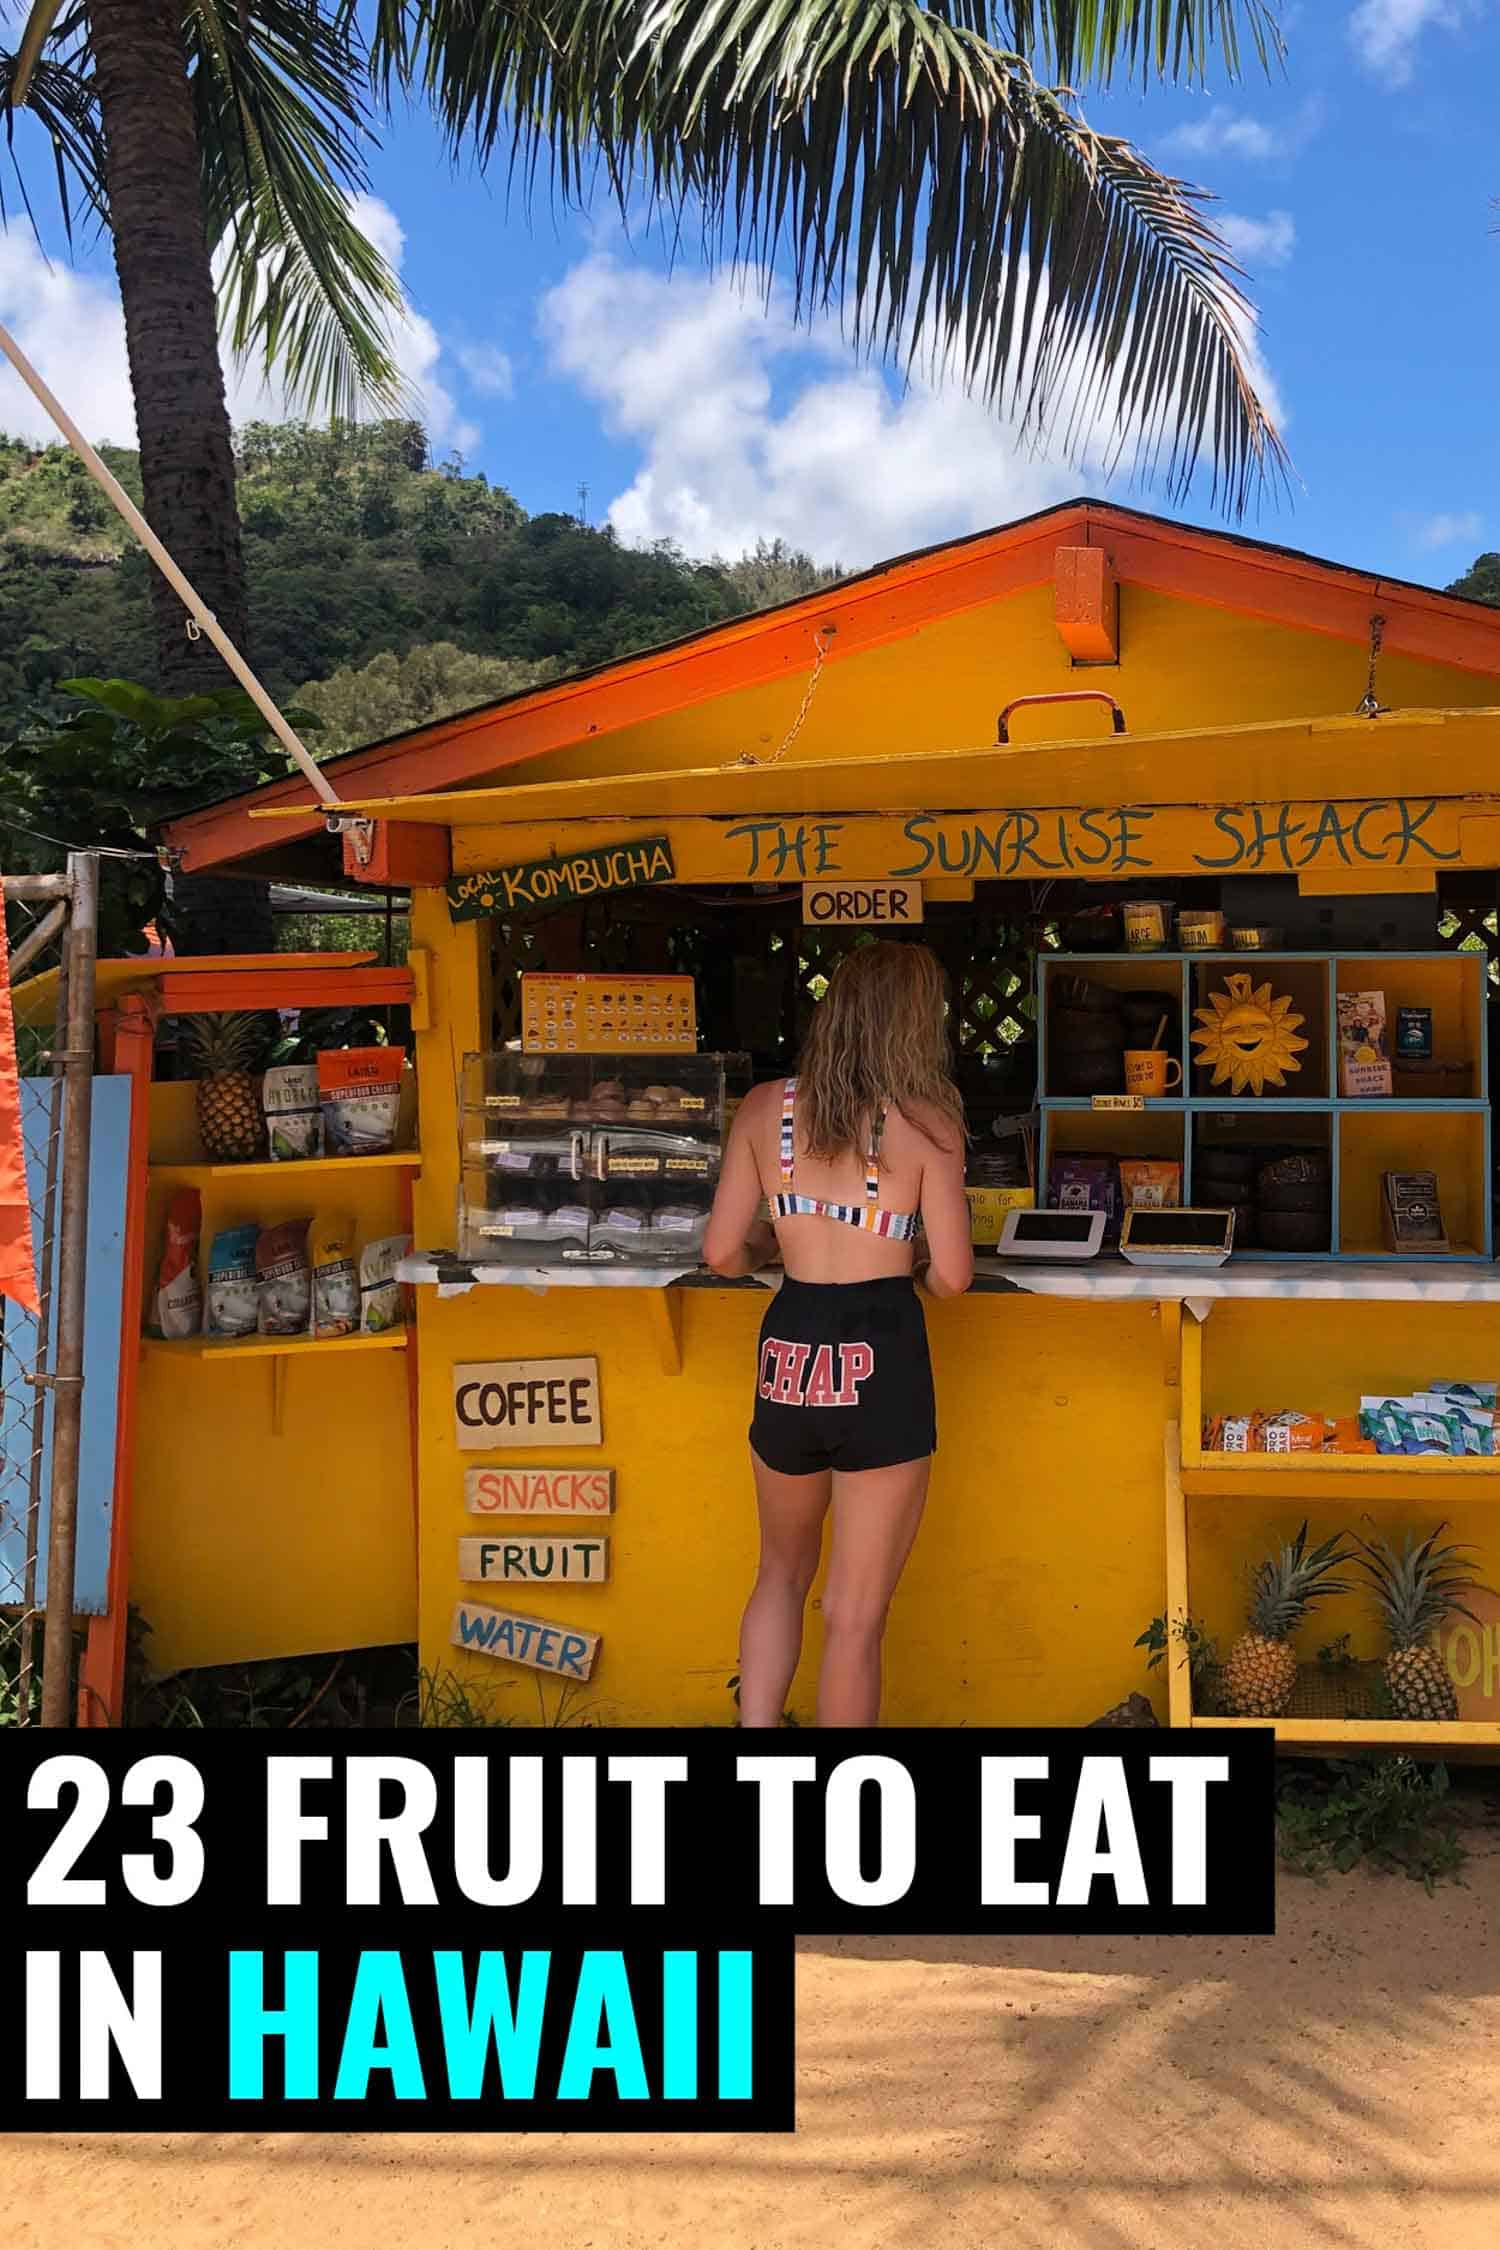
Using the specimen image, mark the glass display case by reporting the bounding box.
[459,1051,746,1265]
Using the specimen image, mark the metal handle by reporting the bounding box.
[594,1133,608,1184]
[569,1131,584,1182]
[996,690,1126,744]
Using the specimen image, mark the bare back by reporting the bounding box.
[740,1078,969,1284]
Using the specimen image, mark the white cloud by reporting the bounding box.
[0,236,136,445]
[1417,510,1483,550]
[1165,113,1282,161]
[456,344,515,399]
[1348,0,1470,85]
[1220,211,1297,269]
[541,254,1286,567]
[0,194,485,457]
[1162,99,1323,164]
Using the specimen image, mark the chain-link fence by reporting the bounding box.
[3,860,97,1726]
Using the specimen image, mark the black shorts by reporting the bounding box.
[749,1276,936,1477]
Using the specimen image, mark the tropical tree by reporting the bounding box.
[3,1,1289,936]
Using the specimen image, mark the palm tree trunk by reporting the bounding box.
[88,0,272,952]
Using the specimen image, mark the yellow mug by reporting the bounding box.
[1123,1049,1183,1097]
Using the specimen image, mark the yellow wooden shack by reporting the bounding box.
[87,499,1500,1745]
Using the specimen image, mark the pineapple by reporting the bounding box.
[1221,1521,1355,1717]
[181,1012,269,1162]
[1355,1527,1482,1723]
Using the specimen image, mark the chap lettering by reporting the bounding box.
[758,1338,875,1408]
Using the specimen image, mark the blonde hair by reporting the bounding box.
[796,940,965,1164]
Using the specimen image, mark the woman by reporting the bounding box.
[702,940,973,1728]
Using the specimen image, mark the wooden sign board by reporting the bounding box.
[466,1465,615,1516]
[449,837,674,921]
[1432,1586,1500,1721]
[802,881,922,927]
[458,1535,610,1586]
[451,1601,600,1680]
[1091,1094,1145,1113]
[454,1357,601,1450]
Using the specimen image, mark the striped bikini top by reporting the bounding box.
[769,1078,920,1241]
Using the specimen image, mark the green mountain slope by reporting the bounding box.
[0,418,838,738]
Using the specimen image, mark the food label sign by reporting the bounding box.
[802,881,922,926]
[458,1535,610,1585]
[449,837,675,921]
[451,1601,600,1679]
[453,1357,601,1450]
[466,1465,615,1513]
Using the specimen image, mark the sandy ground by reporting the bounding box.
[5,1842,1497,2250]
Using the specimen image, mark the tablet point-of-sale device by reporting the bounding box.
[1118,1207,1237,1269]
[995,1208,1107,1260]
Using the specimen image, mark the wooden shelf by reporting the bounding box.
[1182,1454,1500,1501]
[150,1152,421,1184]
[1189,1716,1500,1744]
[141,1329,409,1362]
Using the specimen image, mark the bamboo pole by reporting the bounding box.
[40,851,98,1727]
[0,317,341,812]
[7,901,67,982]
[3,874,73,901]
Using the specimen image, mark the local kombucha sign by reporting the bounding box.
[1433,1586,1500,1719]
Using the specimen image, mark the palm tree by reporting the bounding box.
[3,3,1289,895]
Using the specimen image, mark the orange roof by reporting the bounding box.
[163,497,1500,876]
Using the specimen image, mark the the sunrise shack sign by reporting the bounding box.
[449,835,675,920]
[451,796,1497,894]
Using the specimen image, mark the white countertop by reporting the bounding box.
[400,1250,1500,1311]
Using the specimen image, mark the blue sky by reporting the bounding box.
[0,0,1496,584]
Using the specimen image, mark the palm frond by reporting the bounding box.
[998,2,1284,86]
[188,0,406,421]
[0,4,105,243]
[383,0,1286,511]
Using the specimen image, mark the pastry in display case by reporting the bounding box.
[459,1051,745,1265]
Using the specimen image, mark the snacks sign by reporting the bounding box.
[453,1357,602,1449]
[449,837,675,920]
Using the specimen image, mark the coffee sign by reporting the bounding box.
[453,1357,601,1450]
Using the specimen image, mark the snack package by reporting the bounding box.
[256,1219,312,1336]
[1260,1411,1325,1455]
[1047,1155,1122,1238]
[311,1215,359,1339]
[150,1188,203,1338]
[1219,1412,1262,1452]
[204,1223,260,1338]
[318,1046,406,1157]
[360,1233,411,1332]
[1201,1415,1225,1452]
[1324,1415,1379,1456]
[1118,1159,1182,1210]
[263,1062,323,1162]
[1337,990,1392,1097]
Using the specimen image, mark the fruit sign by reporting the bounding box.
[1432,1585,1500,1719]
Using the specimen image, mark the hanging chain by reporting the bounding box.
[738,626,836,767]
[1356,612,1387,717]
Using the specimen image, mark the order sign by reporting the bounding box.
[453,1357,601,1449]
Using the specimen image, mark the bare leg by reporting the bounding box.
[739,1448,831,1727]
[816,1456,931,1728]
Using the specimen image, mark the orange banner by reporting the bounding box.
[0,899,39,1316]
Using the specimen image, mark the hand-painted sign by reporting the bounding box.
[1433,1586,1500,1719]
[802,881,922,926]
[458,1535,610,1585]
[465,1466,616,1514]
[453,1357,601,1450]
[451,1600,600,1679]
[457,798,1489,890]
[449,836,675,920]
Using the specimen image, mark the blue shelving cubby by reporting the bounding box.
[1036,951,1492,1261]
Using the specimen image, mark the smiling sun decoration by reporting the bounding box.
[1191,973,1308,1096]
